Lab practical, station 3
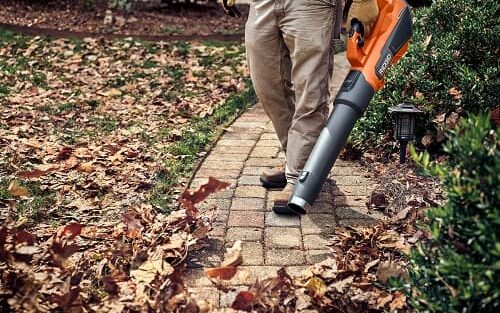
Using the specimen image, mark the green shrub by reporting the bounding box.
[350,0,500,147]
[407,114,499,312]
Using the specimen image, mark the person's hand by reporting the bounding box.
[221,0,241,18]
[347,0,379,37]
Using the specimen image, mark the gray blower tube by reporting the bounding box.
[288,70,374,212]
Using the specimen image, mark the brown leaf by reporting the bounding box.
[130,259,174,284]
[57,146,73,160]
[421,134,433,147]
[331,276,354,293]
[375,293,393,309]
[59,223,84,240]
[389,291,407,310]
[448,87,462,100]
[122,211,143,239]
[8,181,29,197]
[77,162,94,173]
[433,113,446,124]
[17,164,59,179]
[205,266,237,280]
[369,192,387,209]
[445,112,460,129]
[376,261,405,284]
[491,107,500,127]
[231,291,255,311]
[180,177,229,214]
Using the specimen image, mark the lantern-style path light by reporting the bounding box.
[390,103,423,164]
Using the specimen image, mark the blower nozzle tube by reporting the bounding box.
[288,70,374,212]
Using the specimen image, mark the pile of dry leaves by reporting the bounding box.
[0,178,229,312]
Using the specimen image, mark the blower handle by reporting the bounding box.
[350,20,365,47]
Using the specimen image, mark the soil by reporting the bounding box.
[0,0,249,38]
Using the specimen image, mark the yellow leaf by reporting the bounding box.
[8,181,29,197]
[305,276,327,297]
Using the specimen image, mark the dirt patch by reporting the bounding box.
[0,0,248,37]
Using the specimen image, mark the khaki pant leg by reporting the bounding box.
[280,0,337,180]
[245,0,295,151]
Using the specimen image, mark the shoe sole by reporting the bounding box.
[260,176,287,189]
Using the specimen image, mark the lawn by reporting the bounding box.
[0,29,253,229]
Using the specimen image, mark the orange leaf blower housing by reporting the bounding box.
[348,0,412,91]
[287,0,413,214]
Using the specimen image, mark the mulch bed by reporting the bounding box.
[0,0,249,38]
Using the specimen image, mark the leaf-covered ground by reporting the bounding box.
[0,0,248,37]
[0,29,250,230]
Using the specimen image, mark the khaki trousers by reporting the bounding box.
[245,0,340,182]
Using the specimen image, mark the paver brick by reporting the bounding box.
[228,211,265,228]
[261,133,279,140]
[218,139,255,147]
[210,222,227,237]
[225,227,263,245]
[202,161,244,170]
[246,158,283,167]
[331,167,365,176]
[212,145,254,154]
[221,132,261,140]
[265,212,300,227]
[255,140,282,147]
[250,146,280,158]
[239,242,264,265]
[334,176,370,186]
[242,166,272,176]
[332,185,367,196]
[338,218,378,227]
[230,198,265,211]
[189,287,220,307]
[231,121,268,129]
[198,198,232,211]
[305,249,331,264]
[204,153,248,162]
[335,206,384,220]
[234,186,266,198]
[265,249,306,266]
[333,195,368,207]
[301,214,336,235]
[303,234,331,250]
[265,227,302,249]
[190,178,236,190]
[196,168,240,179]
[238,175,262,186]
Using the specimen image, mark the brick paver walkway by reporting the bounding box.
[185,52,384,306]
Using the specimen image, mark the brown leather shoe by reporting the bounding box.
[272,184,307,215]
[260,166,287,189]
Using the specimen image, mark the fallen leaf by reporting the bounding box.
[77,162,94,173]
[8,181,29,197]
[364,259,380,273]
[305,276,327,297]
[205,266,237,280]
[421,134,433,147]
[376,261,405,284]
[331,276,354,293]
[369,192,388,209]
[433,112,446,124]
[180,177,229,214]
[375,293,393,309]
[130,259,174,284]
[59,223,84,240]
[221,240,243,267]
[231,291,255,311]
[448,87,462,100]
[389,291,407,310]
[122,211,143,239]
[17,164,59,179]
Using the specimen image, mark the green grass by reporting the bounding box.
[0,178,56,224]
[149,83,256,212]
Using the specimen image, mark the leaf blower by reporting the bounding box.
[288,0,413,213]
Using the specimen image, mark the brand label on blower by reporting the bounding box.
[377,51,393,78]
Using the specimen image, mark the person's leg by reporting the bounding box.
[281,0,337,183]
[272,0,337,214]
[245,0,295,153]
